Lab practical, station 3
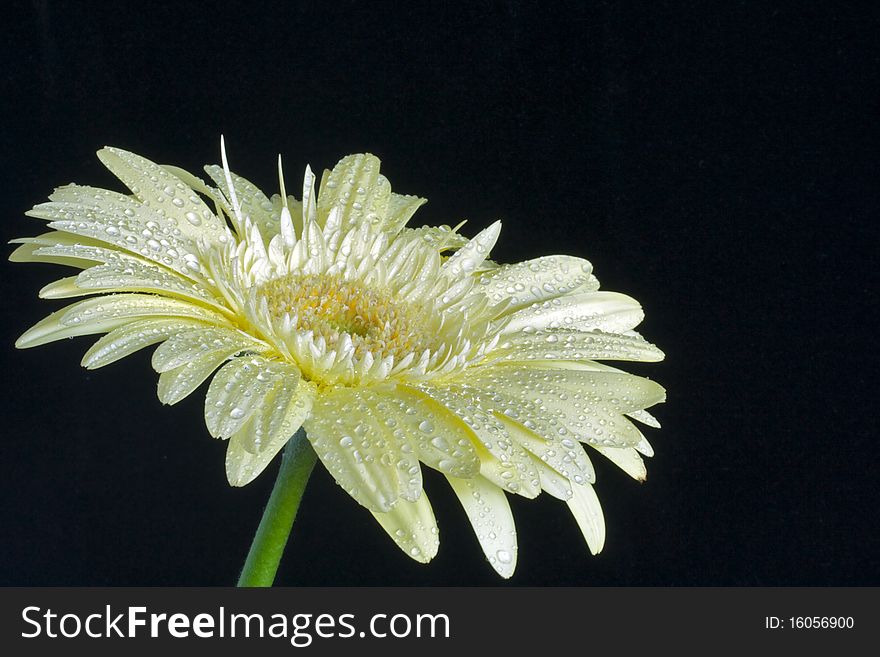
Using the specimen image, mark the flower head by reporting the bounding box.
[12,141,664,577]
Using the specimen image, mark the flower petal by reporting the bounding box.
[82,318,210,369]
[536,464,574,501]
[401,224,469,253]
[96,147,225,241]
[204,165,280,237]
[496,328,665,363]
[152,328,262,372]
[413,383,542,497]
[446,474,518,578]
[225,381,316,486]
[386,385,482,479]
[628,409,661,429]
[157,350,240,405]
[370,494,439,564]
[566,482,606,555]
[383,193,427,233]
[497,413,595,485]
[477,255,599,313]
[464,366,665,447]
[16,294,231,349]
[502,291,644,335]
[204,356,300,439]
[441,221,501,277]
[590,445,647,481]
[14,233,179,275]
[635,434,654,457]
[9,232,106,268]
[30,201,204,281]
[38,257,221,310]
[317,153,391,231]
[358,408,424,504]
[39,178,215,275]
[304,387,408,513]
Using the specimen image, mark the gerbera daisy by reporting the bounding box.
[11,140,664,581]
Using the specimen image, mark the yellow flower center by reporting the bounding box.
[258,273,429,363]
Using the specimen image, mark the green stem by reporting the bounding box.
[237,428,317,587]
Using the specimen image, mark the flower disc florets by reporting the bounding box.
[258,272,430,376]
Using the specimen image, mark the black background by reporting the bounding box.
[1,1,877,586]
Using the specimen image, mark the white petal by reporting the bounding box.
[502,291,644,335]
[566,483,606,555]
[359,405,423,504]
[22,238,143,266]
[96,147,225,240]
[446,474,518,578]
[152,327,260,372]
[499,414,595,484]
[36,276,81,298]
[383,193,427,233]
[476,453,540,500]
[414,383,543,497]
[16,294,231,349]
[382,384,482,479]
[591,445,647,481]
[203,164,280,238]
[82,318,208,369]
[464,366,665,447]
[225,381,316,487]
[304,387,411,512]
[32,198,203,280]
[477,255,599,313]
[628,409,661,429]
[301,165,318,228]
[371,494,439,564]
[442,221,501,277]
[204,356,299,439]
[157,350,237,405]
[39,258,220,309]
[30,241,207,297]
[634,434,655,457]
[496,328,665,363]
[401,224,469,254]
[280,206,295,246]
[218,136,245,230]
[317,153,390,230]
[9,237,100,268]
[536,465,574,501]
[260,377,314,454]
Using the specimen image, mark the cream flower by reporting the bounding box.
[12,142,664,578]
